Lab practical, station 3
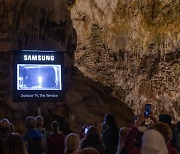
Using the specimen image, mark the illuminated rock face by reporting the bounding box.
[0,0,133,133]
[71,0,180,121]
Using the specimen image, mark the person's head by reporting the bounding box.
[36,116,44,128]
[25,116,36,131]
[153,122,172,143]
[0,118,10,133]
[3,133,27,154]
[0,118,10,132]
[80,147,100,154]
[85,126,100,141]
[51,121,59,134]
[104,113,116,127]
[65,133,80,153]
[141,129,168,154]
[159,114,172,126]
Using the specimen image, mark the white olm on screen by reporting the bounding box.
[38,76,43,87]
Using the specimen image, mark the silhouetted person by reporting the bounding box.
[159,113,179,151]
[154,122,179,154]
[65,133,80,154]
[23,116,44,154]
[47,121,65,154]
[0,118,10,139]
[4,133,27,154]
[81,126,105,154]
[0,118,11,154]
[102,113,119,154]
[36,116,49,138]
[36,116,49,153]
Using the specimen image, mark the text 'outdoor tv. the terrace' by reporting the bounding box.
[13,50,65,102]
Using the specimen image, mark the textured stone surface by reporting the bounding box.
[71,0,180,121]
[0,0,133,133]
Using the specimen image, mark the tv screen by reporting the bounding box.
[17,64,62,90]
[13,50,65,102]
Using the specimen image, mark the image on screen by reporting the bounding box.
[17,64,62,90]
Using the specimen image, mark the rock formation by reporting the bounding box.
[0,0,134,134]
[70,0,180,121]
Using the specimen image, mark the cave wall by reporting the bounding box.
[71,0,180,121]
[0,0,76,133]
[0,0,134,133]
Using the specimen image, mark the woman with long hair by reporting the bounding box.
[81,126,105,154]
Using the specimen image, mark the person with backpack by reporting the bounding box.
[23,116,44,154]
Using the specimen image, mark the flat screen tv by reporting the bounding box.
[13,50,65,102]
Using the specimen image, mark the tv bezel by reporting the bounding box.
[13,50,65,102]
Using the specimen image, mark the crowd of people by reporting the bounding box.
[0,110,180,154]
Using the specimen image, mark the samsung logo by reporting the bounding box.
[24,55,54,61]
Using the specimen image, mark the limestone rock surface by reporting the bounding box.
[71,0,180,121]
